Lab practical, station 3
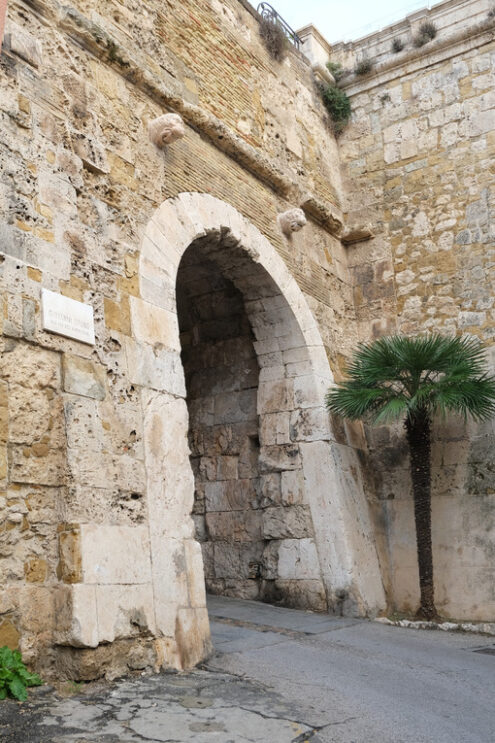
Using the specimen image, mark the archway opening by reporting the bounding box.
[176,232,327,610]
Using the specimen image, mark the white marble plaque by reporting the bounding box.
[41,289,95,345]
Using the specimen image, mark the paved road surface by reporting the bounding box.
[1,595,493,742]
[207,595,494,743]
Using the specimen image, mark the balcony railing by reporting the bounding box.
[257,3,302,50]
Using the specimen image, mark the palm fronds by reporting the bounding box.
[326,334,495,424]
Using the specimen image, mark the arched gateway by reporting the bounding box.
[134,193,385,668]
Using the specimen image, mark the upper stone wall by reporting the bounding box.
[331,0,492,72]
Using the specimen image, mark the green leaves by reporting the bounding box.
[319,83,351,134]
[0,646,43,702]
[326,334,495,425]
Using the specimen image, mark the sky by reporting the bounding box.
[272,0,443,42]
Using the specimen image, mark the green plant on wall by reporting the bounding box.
[354,58,373,76]
[0,646,43,701]
[326,334,495,621]
[326,61,344,82]
[319,82,351,135]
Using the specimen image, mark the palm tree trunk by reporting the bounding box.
[405,409,438,620]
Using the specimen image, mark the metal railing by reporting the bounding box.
[257,2,302,50]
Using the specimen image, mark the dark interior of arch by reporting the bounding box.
[176,233,327,610]
[177,237,265,601]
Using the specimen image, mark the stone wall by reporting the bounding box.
[336,0,495,619]
[0,0,386,679]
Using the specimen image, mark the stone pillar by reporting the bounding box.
[297,24,332,68]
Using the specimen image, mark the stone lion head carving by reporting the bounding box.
[278,208,307,236]
[148,113,186,148]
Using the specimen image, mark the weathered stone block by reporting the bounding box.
[205,478,258,511]
[216,455,238,480]
[290,407,331,442]
[9,383,64,446]
[260,412,291,445]
[24,557,47,583]
[80,524,152,584]
[124,339,186,397]
[212,542,241,579]
[54,584,98,648]
[184,539,207,608]
[258,380,294,414]
[175,607,212,669]
[96,584,156,643]
[150,536,189,637]
[0,619,20,650]
[55,638,158,681]
[57,525,83,584]
[260,472,281,506]
[238,436,260,478]
[142,390,195,537]
[277,538,321,580]
[259,444,301,472]
[270,579,327,612]
[262,505,313,539]
[280,470,305,505]
[1,344,60,389]
[214,389,257,424]
[206,510,262,542]
[70,130,109,174]
[130,296,180,351]
[10,444,65,487]
[4,22,42,67]
[62,355,106,400]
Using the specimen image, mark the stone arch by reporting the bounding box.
[136,193,385,667]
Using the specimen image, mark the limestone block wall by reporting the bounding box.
[337,0,495,620]
[0,0,385,679]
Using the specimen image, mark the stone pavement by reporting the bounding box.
[1,596,494,743]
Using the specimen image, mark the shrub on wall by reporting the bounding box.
[319,82,351,135]
[259,17,288,62]
[413,21,438,47]
[392,37,405,53]
[354,58,373,76]
[326,61,345,82]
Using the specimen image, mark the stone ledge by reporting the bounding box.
[341,223,374,245]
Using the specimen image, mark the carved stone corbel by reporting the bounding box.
[278,208,307,236]
[148,113,185,148]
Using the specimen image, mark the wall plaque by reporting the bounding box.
[41,289,95,345]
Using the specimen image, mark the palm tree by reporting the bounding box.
[326,334,495,620]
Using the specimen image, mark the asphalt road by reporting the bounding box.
[1,596,493,742]
[207,595,495,743]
